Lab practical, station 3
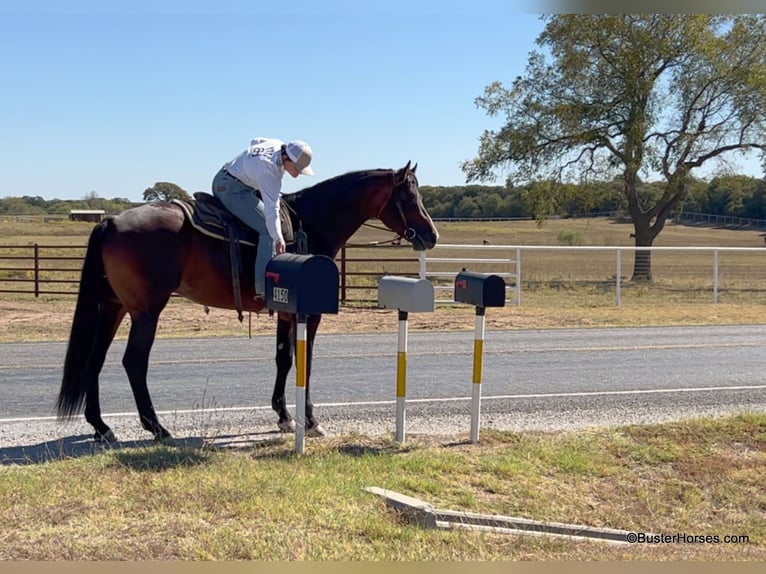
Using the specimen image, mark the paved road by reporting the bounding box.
[1,324,765,459]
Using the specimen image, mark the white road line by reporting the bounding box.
[2,384,765,424]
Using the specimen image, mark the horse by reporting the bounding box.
[55,161,439,443]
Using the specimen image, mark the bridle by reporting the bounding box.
[353,170,417,246]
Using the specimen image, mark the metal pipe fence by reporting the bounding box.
[3,243,766,306]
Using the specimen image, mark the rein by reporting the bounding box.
[344,224,404,247]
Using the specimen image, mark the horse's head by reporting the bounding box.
[377,161,439,251]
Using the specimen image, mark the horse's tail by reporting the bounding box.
[56,218,113,419]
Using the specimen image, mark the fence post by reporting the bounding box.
[515,247,522,306]
[339,245,347,303]
[616,249,622,306]
[418,251,426,280]
[713,249,719,304]
[33,244,40,297]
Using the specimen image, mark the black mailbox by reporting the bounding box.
[265,254,339,315]
[454,270,506,308]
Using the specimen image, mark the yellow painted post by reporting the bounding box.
[295,314,307,454]
[470,306,486,444]
[396,310,409,443]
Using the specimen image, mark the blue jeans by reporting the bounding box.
[212,167,274,296]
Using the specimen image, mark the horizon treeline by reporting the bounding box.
[2,173,765,221]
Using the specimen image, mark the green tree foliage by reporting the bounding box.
[143,182,191,202]
[2,177,766,224]
[0,195,134,215]
[702,175,760,217]
[463,15,766,280]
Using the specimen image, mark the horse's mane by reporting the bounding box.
[281,168,396,256]
[283,168,394,205]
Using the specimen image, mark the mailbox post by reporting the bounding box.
[454,270,505,443]
[266,253,339,454]
[378,276,434,443]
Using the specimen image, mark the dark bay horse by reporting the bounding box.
[56,162,438,443]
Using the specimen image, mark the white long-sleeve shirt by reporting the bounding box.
[225,137,286,245]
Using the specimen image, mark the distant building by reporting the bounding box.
[69,209,106,222]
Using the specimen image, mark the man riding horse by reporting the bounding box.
[212,137,314,301]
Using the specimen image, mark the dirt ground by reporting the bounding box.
[2,296,765,343]
[0,297,537,342]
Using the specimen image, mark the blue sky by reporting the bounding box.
[1,2,763,202]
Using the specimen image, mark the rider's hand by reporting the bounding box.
[275,240,286,255]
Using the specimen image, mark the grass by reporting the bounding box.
[0,413,764,560]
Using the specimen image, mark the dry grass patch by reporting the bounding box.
[2,295,766,344]
[0,413,764,560]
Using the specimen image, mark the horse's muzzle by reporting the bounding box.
[409,229,439,251]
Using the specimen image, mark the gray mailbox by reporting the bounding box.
[378,276,434,313]
[454,270,506,308]
[265,253,339,315]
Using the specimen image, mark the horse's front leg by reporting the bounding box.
[272,313,295,432]
[304,314,325,437]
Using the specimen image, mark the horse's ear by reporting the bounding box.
[403,160,411,173]
[411,162,418,173]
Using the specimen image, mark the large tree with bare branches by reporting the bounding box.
[463,14,766,280]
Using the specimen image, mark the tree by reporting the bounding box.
[704,174,759,216]
[463,15,766,280]
[143,182,191,202]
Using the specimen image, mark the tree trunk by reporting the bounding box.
[631,226,654,282]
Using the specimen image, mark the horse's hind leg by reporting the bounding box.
[304,314,324,437]
[123,308,172,442]
[83,300,126,443]
[272,315,295,432]
[271,313,324,437]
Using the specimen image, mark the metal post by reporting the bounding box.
[470,306,486,444]
[616,249,622,307]
[33,244,40,297]
[340,246,347,303]
[396,309,408,443]
[713,249,719,304]
[515,248,522,306]
[295,314,307,454]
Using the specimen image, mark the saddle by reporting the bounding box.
[172,192,295,247]
[172,192,299,322]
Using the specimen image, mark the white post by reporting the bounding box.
[616,249,622,307]
[395,310,408,443]
[470,307,486,444]
[418,250,426,280]
[294,316,307,454]
[515,248,522,306]
[713,249,719,304]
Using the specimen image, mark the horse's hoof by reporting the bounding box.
[156,435,177,446]
[94,429,117,444]
[306,424,326,438]
[278,419,296,433]
[154,429,175,445]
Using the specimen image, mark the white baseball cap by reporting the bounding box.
[285,140,314,175]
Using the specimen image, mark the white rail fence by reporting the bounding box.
[417,244,766,306]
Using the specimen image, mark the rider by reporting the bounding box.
[212,137,314,300]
